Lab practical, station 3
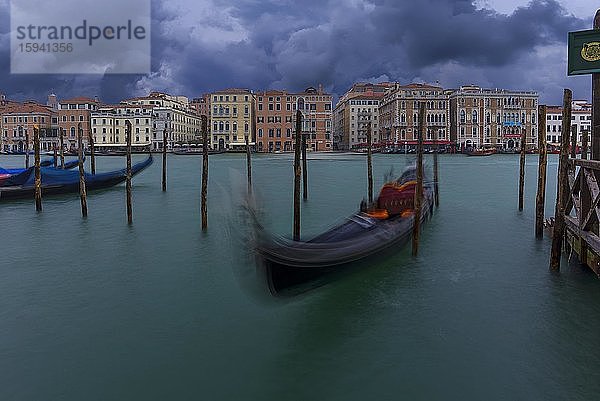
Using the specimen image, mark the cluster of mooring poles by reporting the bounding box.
[533,10,600,273]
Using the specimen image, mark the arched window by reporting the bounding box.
[460,110,465,123]
[472,110,478,124]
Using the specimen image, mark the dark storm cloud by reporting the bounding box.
[0,0,591,104]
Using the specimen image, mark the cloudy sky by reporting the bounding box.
[0,0,596,104]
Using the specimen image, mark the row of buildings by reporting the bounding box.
[0,83,591,153]
[0,87,333,153]
[334,82,541,151]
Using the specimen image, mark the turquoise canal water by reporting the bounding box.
[1,153,600,400]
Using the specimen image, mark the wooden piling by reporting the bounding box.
[53,143,58,168]
[550,89,572,271]
[201,116,208,231]
[162,128,167,192]
[245,133,252,194]
[571,124,578,159]
[583,130,589,160]
[593,10,600,160]
[77,124,88,218]
[59,128,65,169]
[25,129,29,169]
[367,121,373,204]
[302,130,308,200]
[412,103,425,257]
[125,121,132,224]
[89,127,96,175]
[433,136,440,208]
[518,127,526,211]
[34,126,42,212]
[535,105,548,238]
[293,110,302,241]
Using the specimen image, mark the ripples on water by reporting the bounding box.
[1,153,600,400]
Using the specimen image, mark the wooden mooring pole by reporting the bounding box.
[367,121,373,204]
[433,136,440,208]
[302,129,308,200]
[34,126,42,212]
[89,127,96,175]
[53,143,58,168]
[25,129,30,169]
[125,121,132,224]
[412,103,425,257]
[162,128,167,192]
[583,130,589,160]
[535,105,548,238]
[77,123,88,218]
[593,10,600,160]
[201,116,208,231]
[246,133,252,194]
[550,89,572,271]
[293,109,302,241]
[571,124,578,159]
[59,128,65,169]
[518,128,526,211]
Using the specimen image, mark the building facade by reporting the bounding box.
[255,90,295,152]
[123,92,202,151]
[379,83,451,147]
[91,104,154,150]
[449,85,539,150]
[1,101,57,153]
[58,97,99,150]
[333,82,395,150]
[210,89,255,150]
[545,100,591,145]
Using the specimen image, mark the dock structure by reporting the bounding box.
[551,10,600,273]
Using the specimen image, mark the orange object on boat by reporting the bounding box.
[365,209,390,219]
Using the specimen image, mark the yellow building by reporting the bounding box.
[210,88,255,150]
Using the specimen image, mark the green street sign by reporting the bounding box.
[568,29,600,76]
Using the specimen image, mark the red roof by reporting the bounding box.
[60,97,98,104]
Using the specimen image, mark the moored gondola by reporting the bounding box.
[252,166,434,295]
[0,155,153,200]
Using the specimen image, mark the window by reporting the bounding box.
[472,110,478,124]
[460,110,465,124]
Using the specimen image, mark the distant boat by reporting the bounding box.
[0,155,152,200]
[465,148,496,156]
[172,148,226,155]
[251,166,434,295]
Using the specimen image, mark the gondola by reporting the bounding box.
[0,155,153,200]
[0,158,81,186]
[172,148,226,155]
[252,166,434,295]
[465,148,496,156]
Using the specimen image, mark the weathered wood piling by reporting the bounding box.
[302,129,308,200]
[550,89,572,270]
[162,128,167,192]
[367,121,373,204]
[535,105,548,238]
[34,126,42,212]
[433,137,440,208]
[246,134,252,194]
[518,128,526,211]
[571,124,578,159]
[293,110,302,241]
[125,121,132,224]
[582,130,589,160]
[25,129,29,169]
[59,128,65,169]
[77,124,88,218]
[412,103,425,256]
[53,143,58,168]
[201,116,208,231]
[89,128,96,175]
